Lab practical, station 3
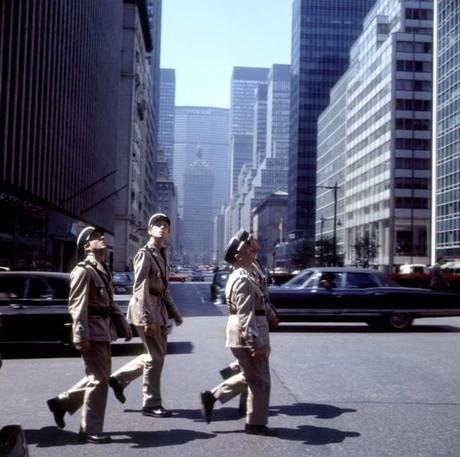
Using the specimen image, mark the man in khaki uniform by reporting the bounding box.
[213,229,278,416]
[201,236,277,436]
[47,226,132,444]
[109,213,183,417]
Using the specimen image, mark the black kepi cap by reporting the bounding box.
[235,229,252,243]
[224,237,246,265]
[76,226,104,249]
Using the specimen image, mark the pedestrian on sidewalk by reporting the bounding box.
[47,226,132,444]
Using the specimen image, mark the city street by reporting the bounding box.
[1,282,460,457]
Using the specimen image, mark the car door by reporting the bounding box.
[0,275,28,342]
[270,271,346,320]
[342,272,383,317]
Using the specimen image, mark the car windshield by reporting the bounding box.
[281,270,314,289]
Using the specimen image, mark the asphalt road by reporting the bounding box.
[1,281,459,457]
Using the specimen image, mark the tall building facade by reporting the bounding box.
[323,0,433,270]
[114,1,154,271]
[288,0,375,263]
[236,65,291,237]
[434,0,460,260]
[182,149,214,263]
[266,64,291,160]
[229,67,270,198]
[315,74,348,262]
[0,1,124,270]
[159,68,176,172]
[173,106,229,216]
[252,84,268,168]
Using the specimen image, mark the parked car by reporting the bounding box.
[210,270,230,303]
[190,270,205,282]
[169,272,188,282]
[0,271,173,345]
[112,271,134,294]
[269,267,460,331]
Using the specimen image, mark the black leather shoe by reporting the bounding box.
[78,433,112,444]
[142,406,172,417]
[200,390,216,423]
[47,397,66,429]
[109,377,126,404]
[245,424,278,436]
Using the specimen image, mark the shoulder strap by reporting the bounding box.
[144,245,168,290]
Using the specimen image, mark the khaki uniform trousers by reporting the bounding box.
[211,371,247,403]
[112,325,167,408]
[231,347,271,426]
[57,342,111,434]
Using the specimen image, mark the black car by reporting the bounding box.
[269,267,460,330]
[112,271,134,294]
[210,270,230,303]
[0,271,139,344]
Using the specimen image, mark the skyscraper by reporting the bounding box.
[182,147,214,263]
[229,67,270,198]
[173,106,229,217]
[321,0,433,270]
[159,68,176,172]
[288,0,375,262]
[0,1,124,270]
[434,0,460,260]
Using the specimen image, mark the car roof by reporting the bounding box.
[302,267,384,274]
[0,271,70,279]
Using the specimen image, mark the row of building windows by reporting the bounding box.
[395,138,431,150]
[395,79,432,91]
[347,141,390,174]
[395,197,428,209]
[346,180,390,205]
[395,177,430,190]
[405,8,433,21]
[396,98,431,111]
[396,41,432,53]
[437,126,460,148]
[347,103,391,143]
[395,157,430,170]
[396,60,432,73]
[395,117,431,130]
[348,90,390,129]
[347,123,390,157]
[346,161,390,191]
[437,201,460,218]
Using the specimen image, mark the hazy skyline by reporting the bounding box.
[161,0,292,109]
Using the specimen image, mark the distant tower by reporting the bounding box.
[182,146,214,263]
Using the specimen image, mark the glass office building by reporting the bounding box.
[435,0,460,259]
[339,0,433,269]
[288,0,375,263]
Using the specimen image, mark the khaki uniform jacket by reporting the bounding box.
[69,255,130,344]
[224,268,270,353]
[127,243,179,326]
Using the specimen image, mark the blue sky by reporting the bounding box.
[161,0,292,109]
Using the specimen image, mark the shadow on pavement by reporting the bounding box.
[273,323,460,333]
[25,427,216,448]
[270,402,356,419]
[0,340,193,359]
[215,424,360,445]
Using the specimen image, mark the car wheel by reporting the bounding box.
[383,313,413,331]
